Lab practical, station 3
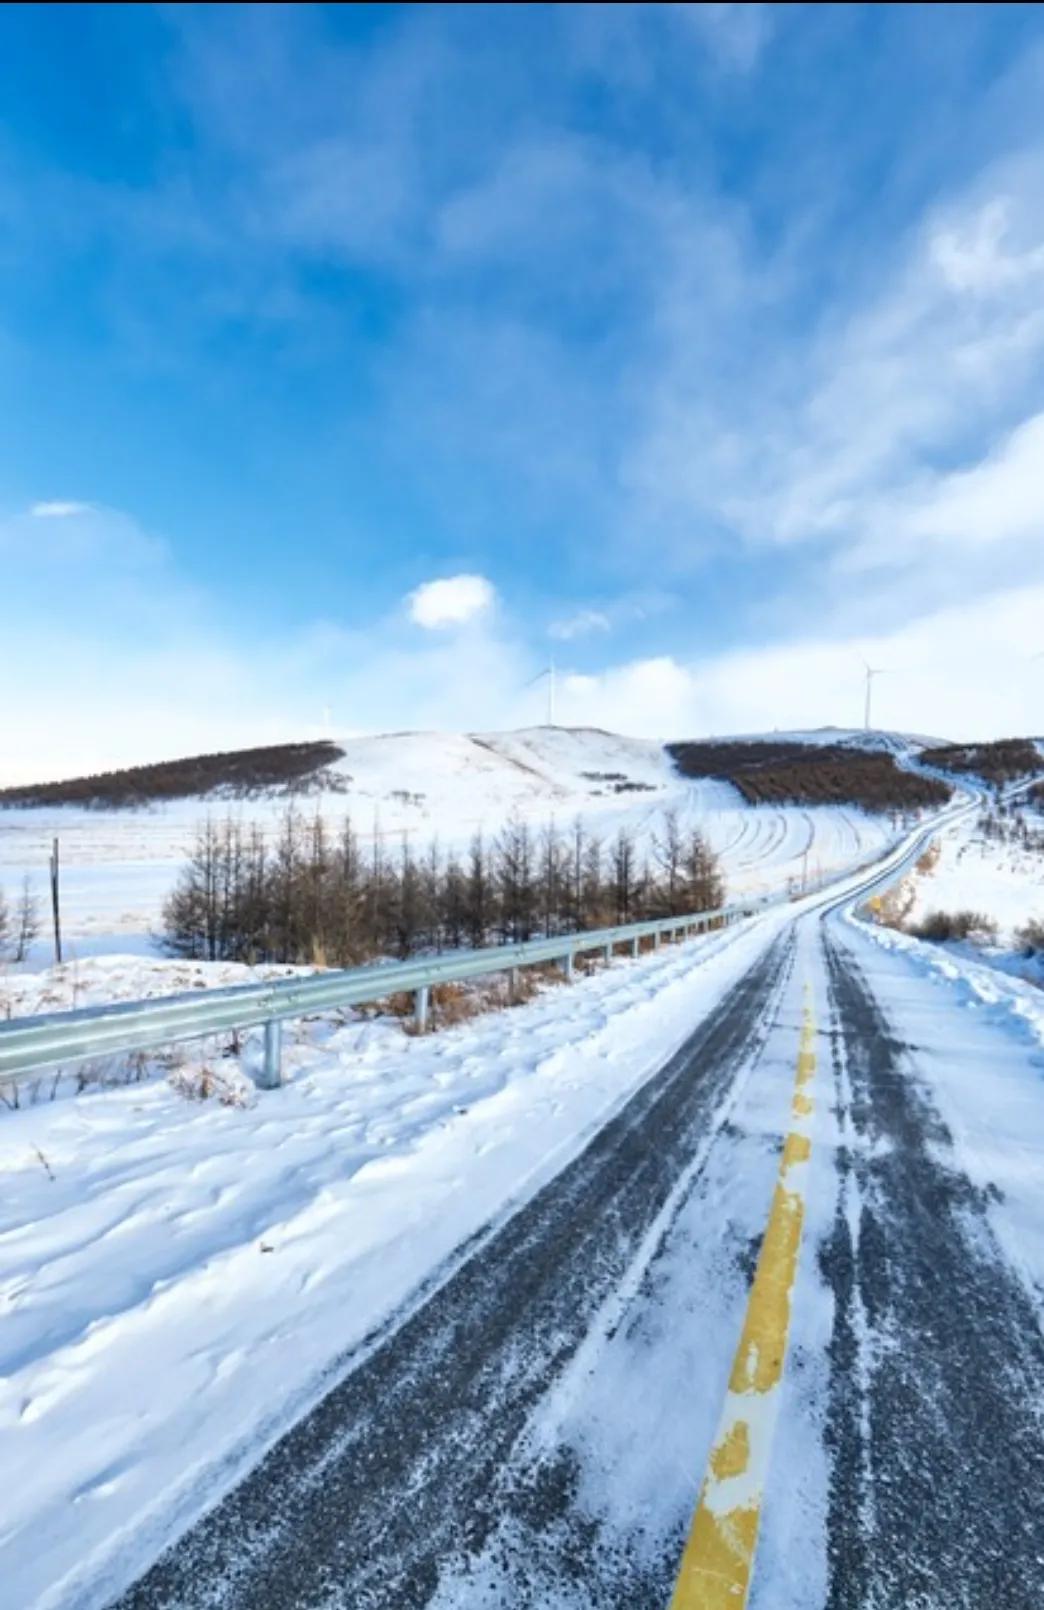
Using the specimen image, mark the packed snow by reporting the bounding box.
[0,913,788,1609]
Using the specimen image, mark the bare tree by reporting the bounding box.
[442,852,468,948]
[538,821,567,937]
[497,814,536,943]
[158,802,725,971]
[611,828,637,924]
[682,828,724,912]
[581,833,606,928]
[13,877,40,963]
[464,832,491,948]
[654,808,684,915]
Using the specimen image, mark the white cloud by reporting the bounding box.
[557,656,700,737]
[685,584,1044,741]
[4,497,1043,786]
[30,500,90,518]
[407,573,496,629]
[894,411,1044,550]
[549,608,611,641]
[674,4,773,73]
[529,582,1044,744]
[621,149,1044,602]
[929,196,1044,295]
[0,509,524,784]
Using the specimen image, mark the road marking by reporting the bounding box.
[668,991,817,1609]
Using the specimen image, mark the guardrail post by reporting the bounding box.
[509,966,520,1001]
[559,951,574,981]
[257,1018,282,1090]
[631,936,640,958]
[415,984,430,1033]
[603,942,612,964]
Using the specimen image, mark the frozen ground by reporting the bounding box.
[0,726,908,958]
[5,790,1044,1607]
[0,913,786,1609]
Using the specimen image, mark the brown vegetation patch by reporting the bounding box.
[667,740,951,814]
[920,738,1041,785]
[0,741,347,810]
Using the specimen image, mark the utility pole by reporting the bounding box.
[49,836,62,965]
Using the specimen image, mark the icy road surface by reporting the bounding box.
[4,825,1044,1607]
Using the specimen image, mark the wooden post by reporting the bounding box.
[49,837,62,965]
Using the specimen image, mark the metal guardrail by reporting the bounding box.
[0,898,775,1091]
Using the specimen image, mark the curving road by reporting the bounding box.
[112,844,1044,1609]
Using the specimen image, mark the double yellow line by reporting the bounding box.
[669,992,818,1608]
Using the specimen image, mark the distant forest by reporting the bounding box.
[667,740,952,813]
[0,742,347,809]
[919,738,1042,785]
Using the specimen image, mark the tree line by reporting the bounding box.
[921,738,1041,786]
[667,739,952,813]
[0,740,347,810]
[160,808,725,966]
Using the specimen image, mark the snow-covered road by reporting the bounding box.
[4,805,1044,1608]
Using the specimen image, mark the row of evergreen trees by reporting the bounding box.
[160,808,725,966]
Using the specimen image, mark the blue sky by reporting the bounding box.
[5,2,1044,779]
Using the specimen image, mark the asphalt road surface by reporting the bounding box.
[113,893,1044,1609]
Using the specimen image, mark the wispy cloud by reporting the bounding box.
[30,500,91,518]
[549,608,611,641]
[673,4,774,74]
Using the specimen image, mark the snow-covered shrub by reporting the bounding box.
[911,909,999,944]
[1015,917,1044,956]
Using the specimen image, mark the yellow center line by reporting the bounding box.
[668,990,818,1609]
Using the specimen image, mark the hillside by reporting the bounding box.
[0,725,943,958]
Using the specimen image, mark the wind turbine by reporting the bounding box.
[859,656,886,731]
[524,657,558,726]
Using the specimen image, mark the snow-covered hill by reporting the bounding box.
[0,725,932,960]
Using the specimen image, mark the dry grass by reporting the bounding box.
[866,879,916,932]
[360,955,575,1037]
[915,840,940,876]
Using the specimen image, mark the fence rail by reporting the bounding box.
[0,898,774,1090]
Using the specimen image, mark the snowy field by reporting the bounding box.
[0,726,902,960]
[6,783,1044,1606]
[899,806,1044,943]
[0,913,786,1609]
[868,800,1044,990]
